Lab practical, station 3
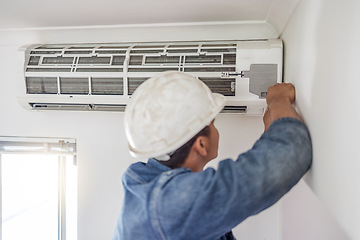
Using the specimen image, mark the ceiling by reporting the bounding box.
[0,0,298,31]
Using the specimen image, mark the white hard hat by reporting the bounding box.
[124,71,226,159]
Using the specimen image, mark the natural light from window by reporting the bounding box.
[1,154,77,240]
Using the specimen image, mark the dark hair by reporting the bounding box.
[159,126,211,169]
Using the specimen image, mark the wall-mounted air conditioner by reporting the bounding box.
[18,39,282,114]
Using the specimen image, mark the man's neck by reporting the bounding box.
[181,152,208,172]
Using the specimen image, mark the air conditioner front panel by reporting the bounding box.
[21,40,282,114]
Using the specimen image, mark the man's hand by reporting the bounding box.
[266,83,296,105]
[263,83,302,131]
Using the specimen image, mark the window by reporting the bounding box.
[0,137,77,240]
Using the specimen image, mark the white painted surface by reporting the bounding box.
[212,115,283,240]
[282,180,350,240]
[0,0,269,29]
[266,0,300,35]
[0,41,281,239]
[1,0,358,239]
[0,21,279,47]
[282,0,360,239]
[0,0,298,31]
[0,46,129,239]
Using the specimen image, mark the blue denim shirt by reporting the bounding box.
[113,118,312,240]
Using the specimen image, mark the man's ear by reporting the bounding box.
[193,136,208,157]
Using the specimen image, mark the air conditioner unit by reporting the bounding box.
[18,39,282,114]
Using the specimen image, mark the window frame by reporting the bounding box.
[0,136,77,240]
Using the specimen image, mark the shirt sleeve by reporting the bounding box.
[157,117,313,239]
[207,118,312,227]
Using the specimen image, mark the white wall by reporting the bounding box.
[3,2,359,236]
[0,45,130,239]
[212,115,283,240]
[282,180,350,240]
[281,0,360,239]
[0,24,283,240]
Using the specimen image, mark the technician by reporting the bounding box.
[113,71,312,240]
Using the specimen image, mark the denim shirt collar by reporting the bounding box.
[147,158,192,176]
[147,158,172,172]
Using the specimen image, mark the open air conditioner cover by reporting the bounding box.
[19,40,282,114]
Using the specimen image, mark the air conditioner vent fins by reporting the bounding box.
[21,40,283,114]
[25,41,237,97]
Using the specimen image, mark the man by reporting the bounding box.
[113,71,312,240]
